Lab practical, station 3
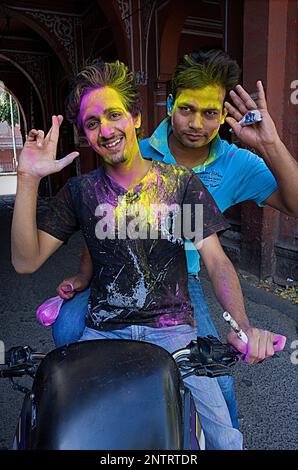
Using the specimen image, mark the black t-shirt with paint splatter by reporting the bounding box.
[37,161,229,330]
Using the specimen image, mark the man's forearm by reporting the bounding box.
[259,139,298,217]
[11,175,41,273]
[78,243,93,281]
[207,257,250,330]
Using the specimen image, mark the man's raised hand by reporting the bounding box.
[18,115,79,180]
[225,81,281,153]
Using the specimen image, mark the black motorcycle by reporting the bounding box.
[1,336,240,450]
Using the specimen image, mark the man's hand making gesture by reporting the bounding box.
[18,115,79,180]
[12,115,79,273]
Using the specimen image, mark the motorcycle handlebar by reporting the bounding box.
[5,346,46,364]
[172,336,240,379]
[0,346,46,378]
[0,336,245,380]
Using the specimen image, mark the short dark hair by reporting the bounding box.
[65,60,142,133]
[171,49,241,99]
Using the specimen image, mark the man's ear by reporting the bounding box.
[133,113,141,129]
[167,94,174,116]
[220,106,228,125]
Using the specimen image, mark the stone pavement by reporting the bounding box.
[0,196,297,450]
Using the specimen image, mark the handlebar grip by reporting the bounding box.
[273,335,287,352]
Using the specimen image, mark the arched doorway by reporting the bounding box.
[0,82,27,195]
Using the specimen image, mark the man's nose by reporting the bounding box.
[100,120,114,138]
[189,113,203,129]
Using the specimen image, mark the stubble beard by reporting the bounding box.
[181,135,208,149]
[106,152,127,165]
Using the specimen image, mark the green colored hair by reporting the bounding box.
[171,49,241,99]
[66,60,142,134]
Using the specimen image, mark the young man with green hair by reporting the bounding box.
[11,58,262,450]
[47,51,297,430]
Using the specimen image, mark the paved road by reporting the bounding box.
[0,196,297,450]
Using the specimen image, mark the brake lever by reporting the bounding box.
[227,345,281,363]
[181,362,235,379]
[195,365,234,378]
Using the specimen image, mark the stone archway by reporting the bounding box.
[96,0,130,64]
[159,1,188,81]
[5,6,77,77]
[0,53,46,129]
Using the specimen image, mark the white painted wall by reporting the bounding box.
[0,174,17,195]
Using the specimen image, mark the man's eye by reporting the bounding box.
[179,107,191,113]
[86,121,98,129]
[110,112,122,119]
[205,111,218,118]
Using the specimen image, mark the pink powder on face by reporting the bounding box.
[79,86,140,166]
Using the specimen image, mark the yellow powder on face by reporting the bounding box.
[80,86,140,163]
[173,85,225,117]
[173,84,226,145]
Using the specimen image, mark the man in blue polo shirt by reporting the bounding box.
[51,50,298,431]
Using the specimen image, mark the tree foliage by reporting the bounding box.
[0,91,19,126]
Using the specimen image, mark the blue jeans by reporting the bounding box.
[188,274,239,429]
[52,289,90,347]
[52,277,239,429]
[80,324,243,450]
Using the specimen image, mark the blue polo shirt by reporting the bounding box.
[139,117,278,274]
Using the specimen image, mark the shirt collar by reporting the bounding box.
[192,133,224,172]
[149,117,224,169]
[102,160,157,197]
[148,118,176,164]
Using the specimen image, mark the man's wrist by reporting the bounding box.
[76,272,92,284]
[257,137,284,158]
[77,272,91,279]
[17,172,41,188]
[228,315,250,332]
[237,321,250,332]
